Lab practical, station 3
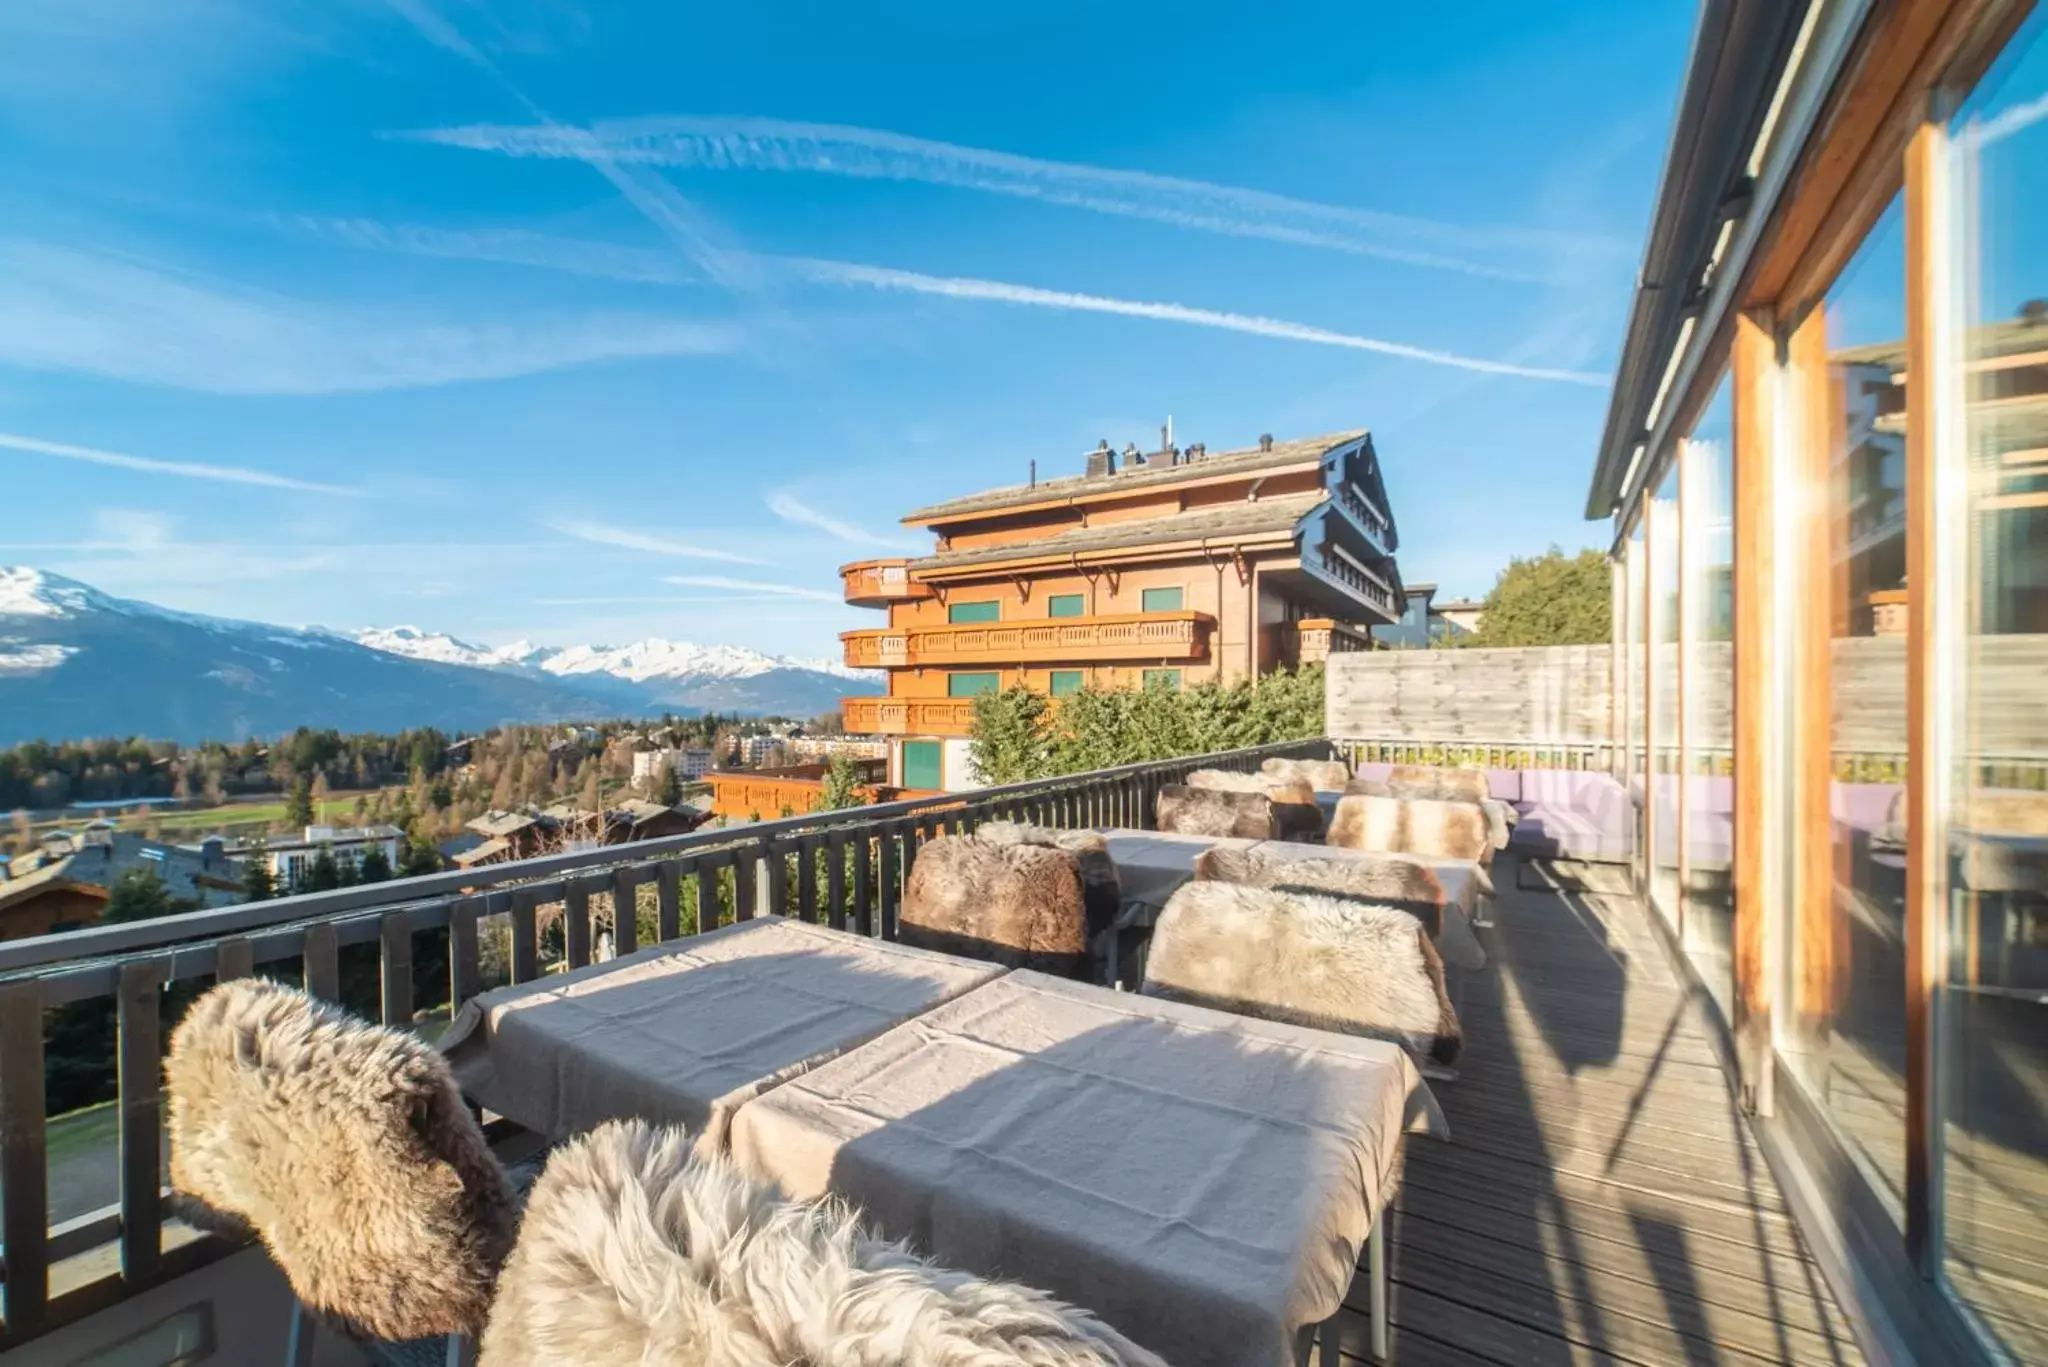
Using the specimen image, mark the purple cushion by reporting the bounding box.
[1512,804,1631,862]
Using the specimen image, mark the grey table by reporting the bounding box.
[729,970,1447,1367]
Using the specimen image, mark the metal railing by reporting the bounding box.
[0,737,1330,1349]
[1337,736,1617,771]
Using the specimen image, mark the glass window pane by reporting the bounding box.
[1942,16,2048,1355]
[1140,586,1185,612]
[1142,668,1182,690]
[948,600,1000,624]
[1049,670,1084,696]
[1784,193,1909,1216]
[1046,594,1085,618]
[946,672,1000,697]
[1627,517,1648,883]
[1650,459,1681,926]
[1684,373,1736,1018]
[902,741,942,790]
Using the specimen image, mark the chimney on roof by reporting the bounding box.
[1084,439,1115,478]
[1259,433,1274,452]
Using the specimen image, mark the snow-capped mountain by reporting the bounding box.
[0,568,866,745]
[353,626,869,685]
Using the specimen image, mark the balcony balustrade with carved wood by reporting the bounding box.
[841,696,979,736]
[842,611,1212,671]
[841,559,935,608]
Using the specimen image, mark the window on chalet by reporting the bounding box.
[1141,668,1182,690]
[1139,586,1184,613]
[1046,594,1085,618]
[948,600,1000,624]
[1049,670,1084,696]
[947,672,1001,697]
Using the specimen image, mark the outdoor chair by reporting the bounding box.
[165,979,518,1367]
[899,822,1118,978]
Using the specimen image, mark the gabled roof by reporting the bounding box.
[909,493,1323,575]
[903,431,1366,525]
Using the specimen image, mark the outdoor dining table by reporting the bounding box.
[439,915,1005,1151]
[1099,828,1490,971]
[728,969,1447,1367]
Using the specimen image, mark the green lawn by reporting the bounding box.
[33,792,397,837]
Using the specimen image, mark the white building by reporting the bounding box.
[632,748,715,784]
[246,825,404,890]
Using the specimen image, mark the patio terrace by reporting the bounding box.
[0,740,1866,1367]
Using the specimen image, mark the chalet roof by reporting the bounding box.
[0,832,243,914]
[609,799,680,824]
[903,431,1365,525]
[910,492,1323,575]
[452,836,513,868]
[467,810,541,838]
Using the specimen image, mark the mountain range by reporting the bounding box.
[0,569,870,746]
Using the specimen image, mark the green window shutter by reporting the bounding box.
[901,741,942,790]
[1142,668,1183,691]
[947,671,1001,697]
[1046,594,1085,618]
[948,600,1001,624]
[1049,670,1084,696]
[1140,586,1185,612]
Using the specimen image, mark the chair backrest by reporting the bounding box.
[1194,844,1446,937]
[1327,794,1492,862]
[1258,756,1352,792]
[166,979,517,1341]
[1386,765,1491,806]
[1155,784,1278,840]
[899,831,1095,976]
[1143,882,1462,1066]
[481,1119,1162,1367]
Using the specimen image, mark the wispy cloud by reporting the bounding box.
[766,488,916,549]
[287,214,1603,386]
[0,240,739,395]
[0,429,365,495]
[661,574,839,602]
[553,519,768,564]
[277,215,697,284]
[398,114,1624,283]
[795,259,1611,386]
[0,508,347,585]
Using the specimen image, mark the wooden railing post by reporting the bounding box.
[116,958,168,1283]
[0,977,49,1335]
[565,881,593,968]
[612,868,641,957]
[380,911,414,1027]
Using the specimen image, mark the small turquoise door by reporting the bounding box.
[902,741,942,790]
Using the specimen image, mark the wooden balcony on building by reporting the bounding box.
[841,696,978,737]
[842,559,934,608]
[1291,617,1376,665]
[842,611,1212,670]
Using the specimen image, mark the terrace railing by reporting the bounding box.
[0,736,1330,1350]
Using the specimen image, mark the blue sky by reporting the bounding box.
[0,0,1697,656]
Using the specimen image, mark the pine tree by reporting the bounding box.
[819,754,867,810]
[358,844,394,883]
[305,847,341,892]
[654,763,683,808]
[103,869,178,924]
[242,858,275,902]
[285,776,315,828]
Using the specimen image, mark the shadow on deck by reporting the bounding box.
[1331,861,1869,1367]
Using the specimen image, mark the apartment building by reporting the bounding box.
[841,429,1402,791]
[244,824,404,891]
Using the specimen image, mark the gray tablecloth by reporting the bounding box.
[730,970,1446,1367]
[440,916,1004,1150]
[1100,828,1488,969]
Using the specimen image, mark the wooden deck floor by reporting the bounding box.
[1331,862,1870,1367]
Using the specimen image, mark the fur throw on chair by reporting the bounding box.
[1154,784,1277,839]
[1142,882,1463,1067]
[165,979,517,1341]
[1259,756,1352,792]
[1328,794,1493,862]
[1382,765,1491,806]
[900,827,1102,977]
[480,1119,1163,1367]
[1182,768,1320,839]
[1194,844,1447,938]
[972,822,1121,943]
[1343,779,1509,849]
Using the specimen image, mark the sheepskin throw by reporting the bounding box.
[480,1119,1163,1367]
[165,979,517,1341]
[1155,784,1274,839]
[1260,756,1351,792]
[899,825,1110,977]
[1383,765,1492,806]
[1194,844,1446,938]
[1183,768,1321,840]
[1328,793,1493,862]
[1143,882,1463,1066]
[1344,779,1510,849]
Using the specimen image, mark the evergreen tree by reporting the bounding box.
[1469,547,1612,647]
[357,844,394,883]
[242,858,276,902]
[819,754,867,810]
[398,835,441,879]
[654,762,683,808]
[103,868,179,924]
[305,847,342,892]
[284,776,315,828]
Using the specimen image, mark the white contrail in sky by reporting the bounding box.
[0,431,364,495]
[662,574,841,602]
[766,489,918,549]
[399,115,1618,283]
[793,259,1611,386]
[553,520,768,564]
